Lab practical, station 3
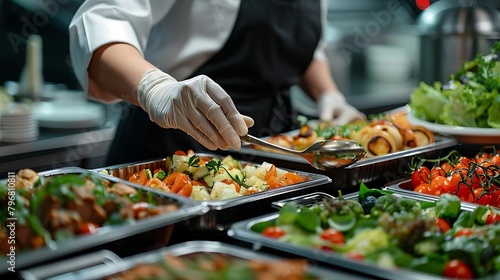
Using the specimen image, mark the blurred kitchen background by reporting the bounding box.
[0,0,499,174]
[1,0,499,111]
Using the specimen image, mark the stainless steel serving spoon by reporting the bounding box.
[240,134,366,170]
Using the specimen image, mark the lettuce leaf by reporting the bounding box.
[409,82,448,122]
[487,96,500,128]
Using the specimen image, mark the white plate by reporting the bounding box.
[33,101,105,129]
[407,110,500,144]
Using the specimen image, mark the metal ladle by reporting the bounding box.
[240,134,366,170]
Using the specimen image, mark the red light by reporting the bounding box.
[416,0,430,10]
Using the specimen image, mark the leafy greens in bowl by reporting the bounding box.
[409,43,500,129]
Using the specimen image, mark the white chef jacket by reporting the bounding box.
[69,0,328,101]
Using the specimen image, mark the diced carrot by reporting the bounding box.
[266,175,287,190]
[177,182,193,197]
[171,173,191,193]
[264,165,277,181]
[163,172,180,186]
[128,171,141,183]
[129,169,148,185]
[145,178,167,189]
[282,172,304,185]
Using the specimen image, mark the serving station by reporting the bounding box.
[1,1,500,278]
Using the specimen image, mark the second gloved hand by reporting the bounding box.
[318,91,365,125]
[137,69,254,150]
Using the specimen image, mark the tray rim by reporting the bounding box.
[0,167,206,271]
[227,191,496,280]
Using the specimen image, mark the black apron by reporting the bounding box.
[106,0,321,165]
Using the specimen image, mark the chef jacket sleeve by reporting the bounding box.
[312,0,328,62]
[69,0,175,97]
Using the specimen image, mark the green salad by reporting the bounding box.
[409,43,500,128]
[253,184,500,279]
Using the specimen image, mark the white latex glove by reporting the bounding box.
[318,91,366,125]
[137,69,254,150]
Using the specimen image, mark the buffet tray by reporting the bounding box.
[92,153,332,232]
[19,240,369,280]
[228,192,488,280]
[0,167,205,272]
[231,134,457,192]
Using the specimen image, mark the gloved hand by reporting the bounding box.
[318,91,365,125]
[137,69,254,150]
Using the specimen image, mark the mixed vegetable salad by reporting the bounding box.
[126,150,306,201]
[410,42,500,128]
[406,148,500,208]
[253,184,500,279]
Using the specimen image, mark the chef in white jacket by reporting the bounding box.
[69,0,365,165]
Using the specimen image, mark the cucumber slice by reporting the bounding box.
[328,215,356,232]
[193,166,210,180]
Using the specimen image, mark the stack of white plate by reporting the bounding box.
[0,105,38,142]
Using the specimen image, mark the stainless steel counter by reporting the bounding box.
[0,120,116,178]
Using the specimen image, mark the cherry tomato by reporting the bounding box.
[429,176,450,196]
[262,226,286,239]
[320,228,346,245]
[475,151,490,160]
[443,259,474,279]
[457,184,473,202]
[474,190,492,206]
[455,228,474,237]
[411,166,431,189]
[475,156,489,165]
[457,157,474,168]
[448,171,467,193]
[414,183,431,194]
[467,172,484,190]
[486,212,500,224]
[436,218,451,233]
[431,166,446,180]
[491,190,500,208]
[78,222,99,234]
[490,154,500,164]
[440,162,454,175]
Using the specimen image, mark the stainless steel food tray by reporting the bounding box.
[231,134,457,191]
[19,240,369,280]
[92,153,332,232]
[228,192,489,280]
[0,167,205,272]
